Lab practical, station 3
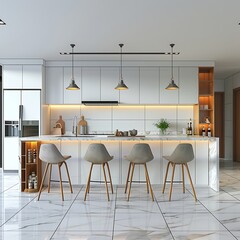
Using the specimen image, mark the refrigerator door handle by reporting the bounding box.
[19,105,23,137]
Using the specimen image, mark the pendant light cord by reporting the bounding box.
[171,43,174,81]
[71,44,75,80]
[119,43,124,81]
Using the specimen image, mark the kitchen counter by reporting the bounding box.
[20,135,219,191]
[20,134,218,141]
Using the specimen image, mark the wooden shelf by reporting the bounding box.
[197,67,214,136]
[20,141,42,192]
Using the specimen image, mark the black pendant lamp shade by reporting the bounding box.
[115,44,128,90]
[165,43,179,90]
[0,19,6,25]
[66,44,80,90]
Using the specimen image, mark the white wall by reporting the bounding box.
[214,78,224,92]
[224,72,240,160]
[49,105,194,136]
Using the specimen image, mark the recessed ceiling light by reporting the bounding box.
[0,19,6,25]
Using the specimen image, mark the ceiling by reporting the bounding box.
[1,0,240,79]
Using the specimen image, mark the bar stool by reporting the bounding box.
[84,143,114,201]
[125,143,154,201]
[37,144,73,201]
[162,143,197,202]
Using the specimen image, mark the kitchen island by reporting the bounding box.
[20,135,219,192]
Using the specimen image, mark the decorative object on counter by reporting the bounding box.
[129,129,138,136]
[154,119,170,135]
[115,43,128,90]
[51,122,62,135]
[205,116,210,124]
[56,115,65,134]
[78,116,88,135]
[165,43,179,90]
[162,143,197,202]
[66,44,80,90]
[37,143,73,201]
[123,131,129,136]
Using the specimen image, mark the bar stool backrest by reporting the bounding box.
[126,143,154,163]
[39,144,65,164]
[170,143,194,163]
[84,143,113,164]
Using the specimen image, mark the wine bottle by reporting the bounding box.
[207,126,211,137]
[187,123,190,135]
[202,126,206,137]
[189,119,192,135]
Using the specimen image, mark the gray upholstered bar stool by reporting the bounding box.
[37,144,73,201]
[162,143,197,202]
[125,143,154,201]
[84,143,114,201]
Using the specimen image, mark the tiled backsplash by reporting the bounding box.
[49,105,194,135]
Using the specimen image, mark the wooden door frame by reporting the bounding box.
[233,87,240,161]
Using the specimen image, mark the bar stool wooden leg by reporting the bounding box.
[162,161,171,194]
[58,163,64,201]
[144,163,149,194]
[169,163,176,201]
[48,164,52,193]
[125,162,131,193]
[38,163,50,201]
[144,163,154,201]
[88,163,94,194]
[181,164,185,193]
[184,163,197,202]
[84,163,93,201]
[127,163,135,201]
[63,161,73,193]
[106,162,113,194]
[102,163,110,201]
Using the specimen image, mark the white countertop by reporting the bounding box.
[20,135,218,141]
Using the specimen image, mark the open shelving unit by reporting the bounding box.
[20,141,42,192]
[197,67,214,136]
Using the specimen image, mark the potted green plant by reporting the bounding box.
[154,119,170,135]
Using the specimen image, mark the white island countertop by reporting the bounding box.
[20,134,218,141]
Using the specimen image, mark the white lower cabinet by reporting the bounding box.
[4,137,19,171]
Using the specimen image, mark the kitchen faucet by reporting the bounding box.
[72,116,77,136]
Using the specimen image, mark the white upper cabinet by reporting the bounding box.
[3,90,21,120]
[140,67,159,104]
[21,90,41,120]
[3,65,42,89]
[81,67,101,101]
[22,65,42,89]
[3,65,23,89]
[119,67,140,104]
[46,67,64,104]
[179,67,198,104]
[100,67,119,101]
[160,67,179,104]
[63,67,81,104]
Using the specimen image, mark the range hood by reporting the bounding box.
[82,101,119,106]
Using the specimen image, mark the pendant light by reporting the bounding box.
[115,43,128,90]
[0,19,6,25]
[165,43,179,90]
[66,44,80,90]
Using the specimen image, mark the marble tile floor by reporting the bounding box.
[0,161,240,239]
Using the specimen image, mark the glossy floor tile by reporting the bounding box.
[0,161,240,239]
